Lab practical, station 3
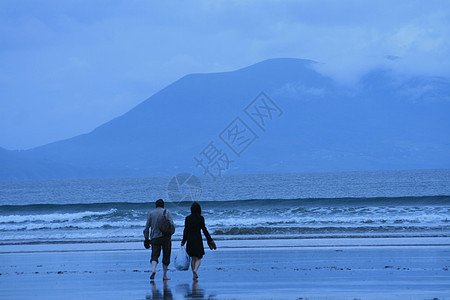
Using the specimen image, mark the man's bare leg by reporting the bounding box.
[162,264,170,281]
[150,261,157,280]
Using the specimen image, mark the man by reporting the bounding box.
[143,199,175,281]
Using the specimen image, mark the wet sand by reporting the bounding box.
[1,238,449,299]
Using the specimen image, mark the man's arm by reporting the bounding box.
[143,213,151,240]
[167,211,176,235]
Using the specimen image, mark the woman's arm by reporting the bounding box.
[181,217,188,245]
[201,216,216,250]
[201,216,212,242]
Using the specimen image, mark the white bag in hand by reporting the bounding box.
[174,246,190,271]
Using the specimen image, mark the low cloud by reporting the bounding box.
[1,0,449,149]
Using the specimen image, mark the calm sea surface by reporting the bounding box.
[0,170,449,245]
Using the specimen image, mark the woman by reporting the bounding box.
[181,202,216,280]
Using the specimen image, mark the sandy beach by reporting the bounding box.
[1,237,449,299]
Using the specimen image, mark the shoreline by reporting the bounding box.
[1,236,450,254]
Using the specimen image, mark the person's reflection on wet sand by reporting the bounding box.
[147,281,173,300]
[191,280,204,298]
[176,281,205,299]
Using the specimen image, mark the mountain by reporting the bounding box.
[1,58,449,180]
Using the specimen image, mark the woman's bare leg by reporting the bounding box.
[191,257,195,272]
[194,258,201,272]
[191,257,199,279]
[193,257,201,279]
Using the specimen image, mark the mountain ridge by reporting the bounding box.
[1,58,449,180]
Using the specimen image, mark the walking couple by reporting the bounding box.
[143,199,216,281]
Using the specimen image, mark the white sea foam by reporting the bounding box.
[0,209,117,224]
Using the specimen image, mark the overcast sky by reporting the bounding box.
[1,0,449,150]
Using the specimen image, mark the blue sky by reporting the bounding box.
[1,0,449,150]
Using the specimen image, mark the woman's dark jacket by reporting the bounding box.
[182,214,212,258]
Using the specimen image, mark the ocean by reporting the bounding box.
[0,169,449,245]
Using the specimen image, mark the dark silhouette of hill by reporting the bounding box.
[1,58,449,180]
